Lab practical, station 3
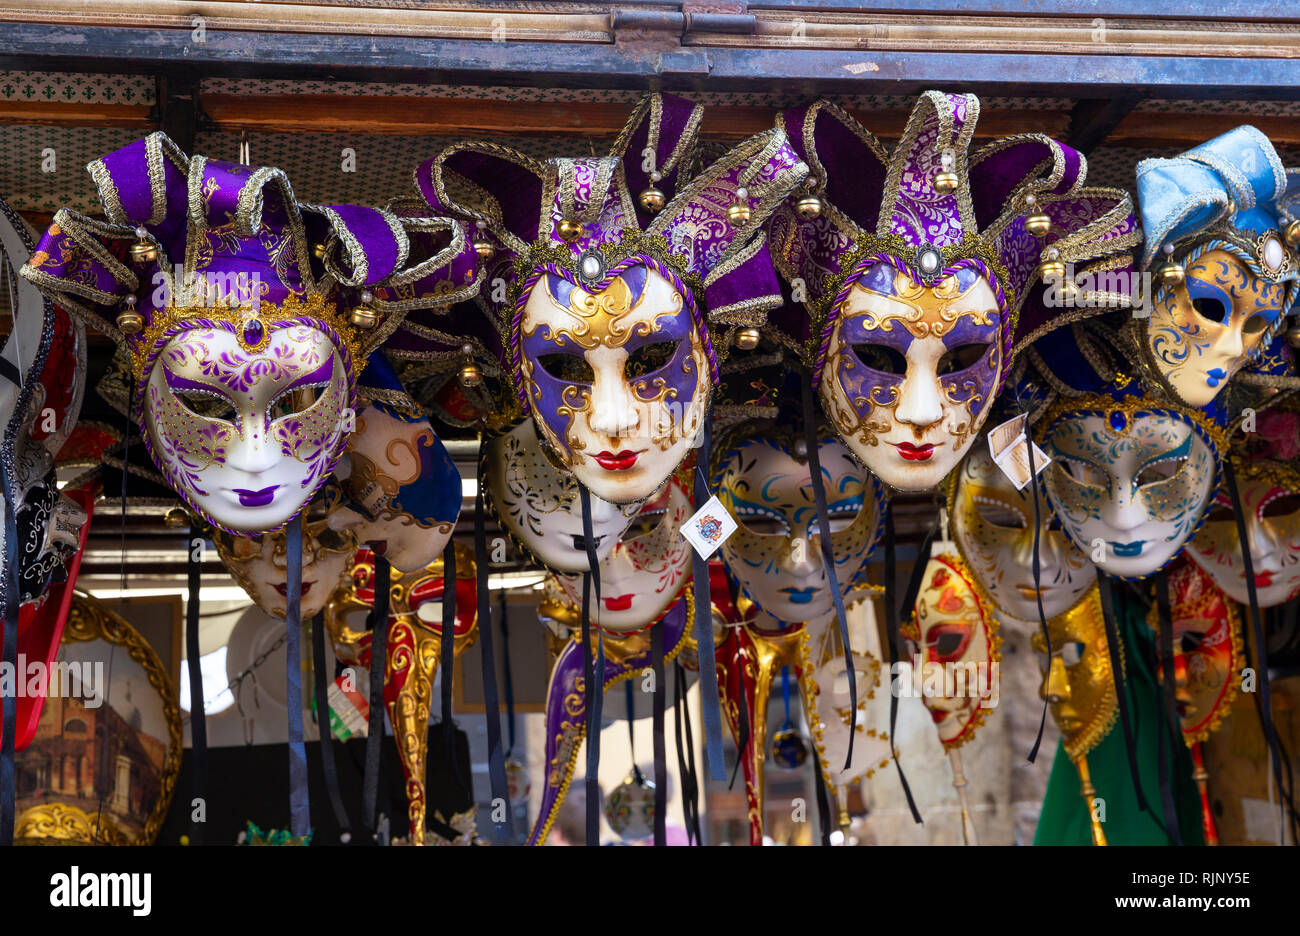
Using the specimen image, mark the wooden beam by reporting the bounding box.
[0,100,154,129]
[1067,92,1146,154]
[1108,111,1300,149]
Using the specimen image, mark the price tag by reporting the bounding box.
[986,413,1051,491]
[679,494,738,560]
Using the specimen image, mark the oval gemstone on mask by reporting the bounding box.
[1263,235,1285,273]
[243,318,264,346]
[580,254,602,282]
[1109,410,1127,432]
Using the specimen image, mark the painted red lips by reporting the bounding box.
[604,594,634,611]
[893,442,936,462]
[1255,571,1274,588]
[274,581,314,597]
[593,450,640,471]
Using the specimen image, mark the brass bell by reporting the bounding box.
[163,507,190,529]
[116,309,144,335]
[311,242,327,261]
[557,219,585,243]
[1025,213,1052,238]
[1037,259,1066,282]
[1156,262,1186,288]
[350,293,378,329]
[727,186,751,225]
[933,170,959,195]
[458,363,483,389]
[1284,219,1300,248]
[473,237,496,262]
[128,227,158,266]
[638,185,666,214]
[795,195,824,221]
[735,327,760,350]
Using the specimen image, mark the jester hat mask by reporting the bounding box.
[0,197,87,610]
[405,94,809,505]
[1032,326,1227,581]
[769,94,1140,492]
[1133,127,1299,407]
[22,132,472,534]
[712,416,885,628]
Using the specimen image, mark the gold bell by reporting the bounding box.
[735,327,760,351]
[350,293,378,329]
[638,186,666,214]
[795,195,824,221]
[1284,219,1300,248]
[116,309,144,335]
[1156,262,1185,288]
[128,227,158,266]
[557,219,584,243]
[473,237,496,262]
[933,170,959,195]
[727,186,751,225]
[458,363,483,389]
[163,507,190,529]
[311,242,327,261]
[1025,213,1052,238]
[1037,259,1066,281]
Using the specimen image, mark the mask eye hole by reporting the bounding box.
[936,343,989,376]
[1058,457,1106,488]
[1242,314,1271,336]
[738,513,790,536]
[1180,630,1205,653]
[271,385,326,419]
[625,340,680,379]
[622,508,666,542]
[176,391,236,424]
[1263,492,1300,520]
[1061,641,1084,666]
[974,498,1026,529]
[1192,296,1228,324]
[1136,458,1184,487]
[1205,501,1236,524]
[851,343,906,375]
[537,352,595,383]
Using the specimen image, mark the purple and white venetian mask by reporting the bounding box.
[142,318,351,533]
[517,262,711,506]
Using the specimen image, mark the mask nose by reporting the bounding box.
[1102,482,1146,534]
[226,417,279,474]
[782,533,820,578]
[1248,515,1281,567]
[894,360,945,431]
[585,351,640,440]
[1042,655,1071,704]
[1211,322,1244,361]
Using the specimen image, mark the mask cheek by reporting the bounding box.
[1045,462,1103,531]
[270,371,347,476]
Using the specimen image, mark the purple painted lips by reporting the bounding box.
[233,486,279,508]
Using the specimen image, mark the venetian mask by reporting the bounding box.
[1148,563,1241,742]
[1188,458,1300,607]
[333,400,461,573]
[214,480,362,620]
[803,623,891,785]
[951,444,1095,623]
[1144,249,1290,407]
[715,434,883,626]
[1040,407,1219,580]
[483,418,638,573]
[144,319,351,535]
[902,554,1000,748]
[1030,588,1115,760]
[555,477,692,634]
[517,265,710,505]
[820,264,1004,492]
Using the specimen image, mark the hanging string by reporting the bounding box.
[473,451,509,840]
[1154,570,1183,845]
[652,614,667,847]
[883,508,927,824]
[691,418,726,780]
[311,611,351,838]
[673,661,701,844]
[186,520,207,845]
[578,484,606,846]
[1024,424,1052,763]
[500,590,516,757]
[810,744,832,846]
[441,539,464,803]
[801,370,857,770]
[362,552,391,834]
[284,512,311,837]
[1095,570,1150,814]
[625,681,642,784]
[781,666,792,728]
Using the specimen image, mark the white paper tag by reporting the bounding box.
[986,413,1051,491]
[679,494,738,560]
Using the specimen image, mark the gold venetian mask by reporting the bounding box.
[1030,587,1117,761]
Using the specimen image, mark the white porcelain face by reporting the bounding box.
[555,478,692,633]
[1043,411,1217,579]
[805,623,890,785]
[335,403,460,573]
[518,265,710,505]
[143,323,349,533]
[952,445,1095,622]
[1188,463,1300,607]
[819,265,1004,492]
[716,437,880,626]
[484,419,638,573]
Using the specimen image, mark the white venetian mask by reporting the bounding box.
[483,419,638,573]
[1041,409,1218,579]
[143,322,349,533]
[555,477,692,634]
